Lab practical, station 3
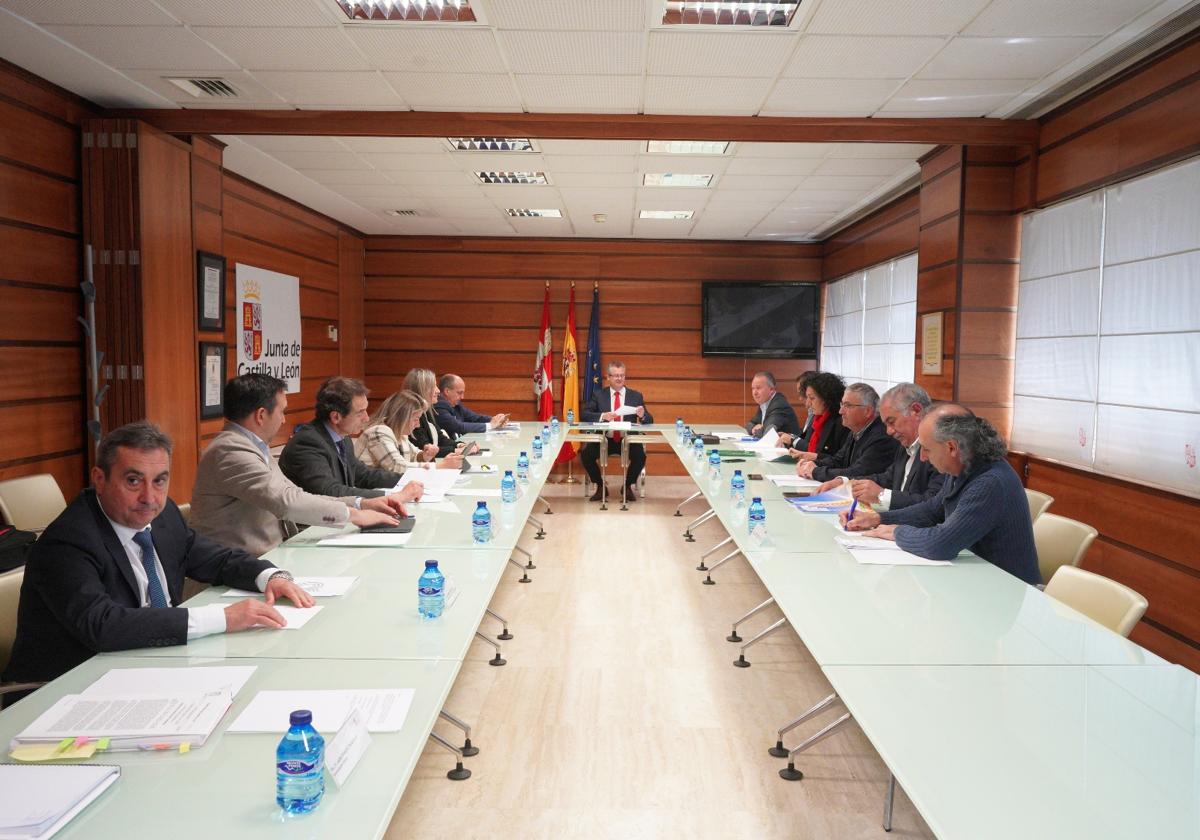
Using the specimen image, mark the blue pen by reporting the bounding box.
[845,499,858,530]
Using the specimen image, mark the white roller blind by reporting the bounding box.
[1011,155,1200,498]
[822,253,916,392]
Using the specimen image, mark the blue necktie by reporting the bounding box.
[336,438,351,481]
[131,530,169,608]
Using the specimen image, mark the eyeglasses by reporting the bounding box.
[840,401,867,409]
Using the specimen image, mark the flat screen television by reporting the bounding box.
[701,282,820,358]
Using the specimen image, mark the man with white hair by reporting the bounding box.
[796,382,899,481]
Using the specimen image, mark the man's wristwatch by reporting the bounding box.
[268,570,295,585]
[353,496,363,510]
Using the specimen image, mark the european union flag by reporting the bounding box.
[583,285,601,405]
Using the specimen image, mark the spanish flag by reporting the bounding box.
[556,284,580,464]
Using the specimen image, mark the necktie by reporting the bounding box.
[612,391,623,442]
[131,530,169,609]
[336,438,351,481]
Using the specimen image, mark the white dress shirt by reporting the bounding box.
[99,502,276,639]
[877,441,921,510]
[610,386,628,413]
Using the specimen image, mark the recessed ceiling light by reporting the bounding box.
[505,208,562,218]
[662,1,800,27]
[447,137,535,152]
[643,173,713,188]
[640,210,695,220]
[475,171,549,185]
[335,0,475,22]
[645,140,731,155]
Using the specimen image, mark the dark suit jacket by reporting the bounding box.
[279,420,400,498]
[745,392,802,439]
[863,443,946,511]
[3,490,273,686]
[812,415,901,481]
[433,396,491,439]
[409,409,457,457]
[581,387,654,425]
[806,413,850,458]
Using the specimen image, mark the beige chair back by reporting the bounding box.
[177,502,192,525]
[0,474,67,532]
[1025,488,1053,522]
[1034,513,1098,587]
[1045,566,1148,638]
[0,568,23,674]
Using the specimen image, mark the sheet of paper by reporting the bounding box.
[590,421,633,430]
[317,532,412,547]
[0,764,120,837]
[325,710,371,788]
[223,577,356,598]
[849,548,953,567]
[272,605,323,630]
[738,428,780,450]
[17,692,231,742]
[835,535,895,550]
[445,488,501,497]
[766,475,822,487]
[393,468,461,502]
[411,500,460,514]
[755,448,792,460]
[713,432,749,440]
[227,688,415,734]
[611,404,639,417]
[83,666,256,699]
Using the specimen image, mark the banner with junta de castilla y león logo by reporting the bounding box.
[236,263,302,393]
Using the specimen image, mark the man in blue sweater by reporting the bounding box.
[843,404,1041,585]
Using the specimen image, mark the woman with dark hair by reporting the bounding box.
[788,371,850,463]
[778,369,820,449]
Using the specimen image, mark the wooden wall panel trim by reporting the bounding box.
[821,210,919,280]
[368,277,712,305]
[917,215,961,270]
[0,98,79,179]
[0,347,82,401]
[337,230,365,379]
[0,162,79,233]
[191,135,225,166]
[964,165,1019,212]
[194,206,222,255]
[0,453,86,500]
[370,236,820,259]
[960,262,1019,310]
[919,170,962,226]
[223,232,340,292]
[957,311,1014,357]
[822,191,919,256]
[0,286,80,342]
[0,223,80,287]
[366,325,705,354]
[1085,539,1200,645]
[962,213,1021,262]
[0,58,97,125]
[0,401,83,464]
[223,191,339,266]
[955,358,1014,405]
[191,158,222,212]
[364,301,700,330]
[222,172,342,236]
[919,145,963,181]
[1128,621,1200,675]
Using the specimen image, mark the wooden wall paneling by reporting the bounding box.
[338,229,364,379]
[0,401,84,465]
[0,162,79,233]
[915,146,963,403]
[223,192,340,266]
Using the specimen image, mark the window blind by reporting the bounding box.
[822,253,916,394]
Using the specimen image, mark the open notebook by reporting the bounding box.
[0,764,120,839]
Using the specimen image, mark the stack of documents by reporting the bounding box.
[766,475,822,489]
[788,484,855,513]
[736,428,781,450]
[0,764,120,839]
[835,536,953,567]
[393,469,461,503]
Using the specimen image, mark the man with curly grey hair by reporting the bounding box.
[843,403,1040,585]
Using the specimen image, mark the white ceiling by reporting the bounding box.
[1,0,1194,238]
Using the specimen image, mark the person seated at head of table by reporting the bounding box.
[357,389,463,473]
[191,373,406,558]
[745,370,803,440]
[434,373,510,441]
[402,367,460,459]
[279,376,424,502]
[579,360,654,502]
[776,369,820,450]
[795,382,899,481]
[2,421,317,705]
[786,371,850,462]
[811,382,945,511]
[843,405,1041,586]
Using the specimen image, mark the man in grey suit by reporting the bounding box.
[192,374,410,557]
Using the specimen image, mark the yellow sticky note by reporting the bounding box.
[97,738,110,751]
[10,742,100,762]
[179,742,191,755]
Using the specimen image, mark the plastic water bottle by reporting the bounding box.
[708,448,722,480]
[516,451,529,482]
[276,710,325,814]
[693,437,704,461]
[551,416,560,438]
[531,436,543,461]
[681,426,693,448]
[731,469,746,505]
[748,497,767,537]
[417,559,444,619]
[567,408,575,426]
[501,470,517,504]
[541,425,551,447]
[676,417,684,440]
[471,501,491,544]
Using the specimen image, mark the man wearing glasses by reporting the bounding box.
[795,382,899,481]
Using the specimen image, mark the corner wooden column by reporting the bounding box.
[915,144,1024,436]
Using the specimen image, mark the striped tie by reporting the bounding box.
[131,530,169,608]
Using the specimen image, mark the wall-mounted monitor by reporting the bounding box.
[701,282,820,358]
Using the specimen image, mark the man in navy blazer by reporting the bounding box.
[2,422,314,701]
[433,373,509,440]
[580,360,654,501]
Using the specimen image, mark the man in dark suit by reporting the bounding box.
[433,373,509,441]
[745,371,802,439]
[580,360,654,502]
[2,421,315,699]
[815,382,945,510]
[279,376,423,500]
[797,382,900,481]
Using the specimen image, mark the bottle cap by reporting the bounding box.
[289,709,312,726]
[752,497,762,503]
[520,451,527,456]
[424,559,438,569]
[476,500,487,507]
[733,469,742,475]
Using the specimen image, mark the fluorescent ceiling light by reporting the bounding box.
[662,1,800,27]
[505,208,562,218]
[335,0,475,21]
[646,140,731,155]
[643,173,713,188]
[640,210,695,220]
[447,137,534,152]
[476,171,549,185]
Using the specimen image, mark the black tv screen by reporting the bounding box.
[702,282,820,358]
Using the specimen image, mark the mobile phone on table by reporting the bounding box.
[747,473,764,481]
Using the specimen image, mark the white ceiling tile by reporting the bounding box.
[882,78,1034,115]
[154,0,341,26]
[762,78,901,115]
[501,31,643,74]
[735,142,832,158]
[806,0,992,36]
[508,217,575,236]
[963,0,1161,37]
[338,137,448,154]
[486,0,646,31]
[647,31,798,78]
[120,68,284,104]
[423,202,506,219]
[783,35,945,79]
[725,157,823,176]
[827,143,932,159]
[637,154,731,175]
[447,152,547,173]
[402,183,486,198]
[799,175,884,191]
[382,169,481,186]
[254,70,405,106]
[383,72,522,110]
[559,187,636,214]
[245,136,351,152]
[516,75,641,111]
[786,188,887,204]
[538,139,642,156]
[918,36,1099,79]
[544,154,637,174]
[270,150,373,171]
[0,0,178,25]
[643,75,774,116]
[345,27,507,73]
[481,184,563,204]
[352,195,432,210]
[330,183,414,199]
[358,152,461,171]
[300,169,398,185]
[44,25,237,70]
[720,173,811,190]
[192,26,368,71]
[451,220,517,235]
[633,219,696,236]
[551,172,641,188]
[381,217,464,235]
[814,158,917,177]
[637,187,710,211]
[706,188,792,205]
[776,198,851,212]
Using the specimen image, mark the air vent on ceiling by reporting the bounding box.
[385,209,424,217]
[165,77,240,98]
